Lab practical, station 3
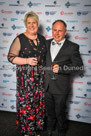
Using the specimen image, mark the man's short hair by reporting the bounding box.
[52,20,67,28]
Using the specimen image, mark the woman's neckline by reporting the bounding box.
[23,32,38,40]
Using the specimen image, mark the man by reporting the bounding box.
[45,20,83,136]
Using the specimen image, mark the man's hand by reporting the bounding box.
[52,64,59,73]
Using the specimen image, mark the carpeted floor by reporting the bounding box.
[0,111,91,136]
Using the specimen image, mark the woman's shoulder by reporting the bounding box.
[37,33,45,40]
[17,33,24,39]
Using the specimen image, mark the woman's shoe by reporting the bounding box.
[36,131,41,136]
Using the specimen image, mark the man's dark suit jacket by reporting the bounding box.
[45,39,83,94]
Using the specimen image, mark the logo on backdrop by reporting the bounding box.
[3,32,13,36]
[45,1,61,7]
[84,102,91,106]
[2,92,13,96]
[11,25,24,30]
[46,26,51,32]
[3,74,12,77]
[0,23,8,29]
[82,20,90,23]
[86,89,91,92]
[45,11,56,15]
[65,2,80,8]
[9,0,24,6]
[0,103,7,108]
[76,114,89,119]
[0,47,7,50]
[75,36,88,40]
[76,94,91,99]
[68,26,79,32]
[83,27,91,33]
[11,18,18,21]
[16,10,26,15]
[60,11,74,15]
[66,20,78,23]
[84,4,91,7]
[11,105,16,110]
[0,2,5,5]
[0,86,6,89]
[69,101,80,104]
[1,9,13,14]
[28,1,41,7]
[77,11,90,16]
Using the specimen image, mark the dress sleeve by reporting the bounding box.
[8,37,21,63]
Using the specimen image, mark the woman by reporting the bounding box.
[8,11,46,136]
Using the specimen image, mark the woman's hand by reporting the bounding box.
[26,57,38,66]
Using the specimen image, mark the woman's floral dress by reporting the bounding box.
[8,33,46,136]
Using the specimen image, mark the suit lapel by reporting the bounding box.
[47,39,52,64]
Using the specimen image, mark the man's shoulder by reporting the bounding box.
[46,38,53,44]
[66,39,79,48]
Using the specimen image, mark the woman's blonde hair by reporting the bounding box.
[24,11,39,26]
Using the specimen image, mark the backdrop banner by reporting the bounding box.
[0,0,91,124]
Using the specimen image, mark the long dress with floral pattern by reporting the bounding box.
[8,33,46,136]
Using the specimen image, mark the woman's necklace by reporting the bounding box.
[25,31,40,52]
[28,38,40,51]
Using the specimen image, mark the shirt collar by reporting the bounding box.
[52,38,66,46]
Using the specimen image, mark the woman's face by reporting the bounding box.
[26,17,38,35]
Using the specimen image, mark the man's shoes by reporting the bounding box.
[58,131,66,136]
[46,130,52,136]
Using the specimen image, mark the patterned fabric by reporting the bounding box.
[15,33,46,136]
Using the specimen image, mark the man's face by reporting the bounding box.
[52,21,67,42]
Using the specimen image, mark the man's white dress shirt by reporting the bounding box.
[50,38,66,62]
